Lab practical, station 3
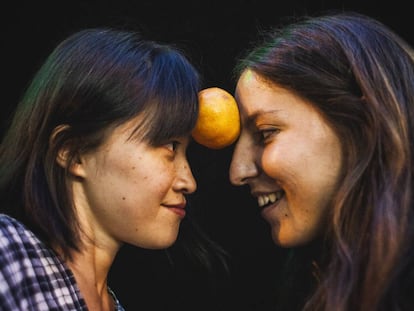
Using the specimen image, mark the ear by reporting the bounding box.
[51,125,86,178]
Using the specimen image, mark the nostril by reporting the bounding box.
[229,138,258,186]
[229,160,258,186]
[229,166,248,186]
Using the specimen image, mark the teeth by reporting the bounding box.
[257,192,283,207]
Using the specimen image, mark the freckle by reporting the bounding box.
[122,197,126,200]
[132,166,135,170]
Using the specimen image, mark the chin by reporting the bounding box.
[148,234,179,250]
[272,232,316,248]
[270,227,300,248]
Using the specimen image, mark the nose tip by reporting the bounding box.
[229,138,258,186]
[185,172,197,194]
[229,161,249,186]
[179,162,197,194]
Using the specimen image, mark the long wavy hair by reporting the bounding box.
[234,12,414,310]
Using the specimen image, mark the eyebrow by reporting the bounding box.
[245,109,283,126]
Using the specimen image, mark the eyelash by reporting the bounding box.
[165,140,180,152]
[258,128,279,142]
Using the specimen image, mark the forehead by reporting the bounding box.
[236,70,290,100]
[236,70,269,95]
[101,113,149,146]
[235,70,329,128]
[236,70,293,113]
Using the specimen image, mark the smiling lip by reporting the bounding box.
[259,196,285,222]
[260,200,278,214]
[252,191,285,219]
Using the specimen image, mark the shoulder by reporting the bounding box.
[0,213,48,280]
[0,213,31,241]
[0,213,88,310]
[0,213,65,277]
[0,213,22,227]
[0,213,39,251]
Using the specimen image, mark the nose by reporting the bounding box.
[229,133,259,186]
[174,159,197,194]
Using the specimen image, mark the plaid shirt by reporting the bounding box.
[0,214,125,310]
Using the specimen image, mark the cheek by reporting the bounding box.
[113,170,173,217]
[261,149,277,178]
[135,158,174,185]
[261,143,290,179]
[145,172,174,195]
[111,157,172,197]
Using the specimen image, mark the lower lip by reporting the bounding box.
[169,207,186,218]
[260,199,282,219]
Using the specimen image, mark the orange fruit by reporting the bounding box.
[192,87,240,149]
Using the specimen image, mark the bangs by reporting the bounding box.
[148,98,198,143]
[138,48,200,144]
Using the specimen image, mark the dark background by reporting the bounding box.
[2,1,413,310]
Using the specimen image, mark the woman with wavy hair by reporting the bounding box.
[230,12,414,310]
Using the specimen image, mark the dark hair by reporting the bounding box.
[235,12,414,311]
[0,28,200,259]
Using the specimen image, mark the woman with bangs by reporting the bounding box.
[0,28,223,311]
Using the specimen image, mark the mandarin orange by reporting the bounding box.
[192,87,240,149]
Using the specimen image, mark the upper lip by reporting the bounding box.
[251,189,283,197]
[164,202,186,209]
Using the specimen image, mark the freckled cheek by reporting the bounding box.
[112,165,149,201]
[148,170,175,194]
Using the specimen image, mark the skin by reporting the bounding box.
[57,114,196,310]
[230,70,343,247]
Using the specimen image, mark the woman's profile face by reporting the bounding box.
[230,70,342,247]
[68,114,197,250]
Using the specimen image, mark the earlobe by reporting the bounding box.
[51,125,86,178]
